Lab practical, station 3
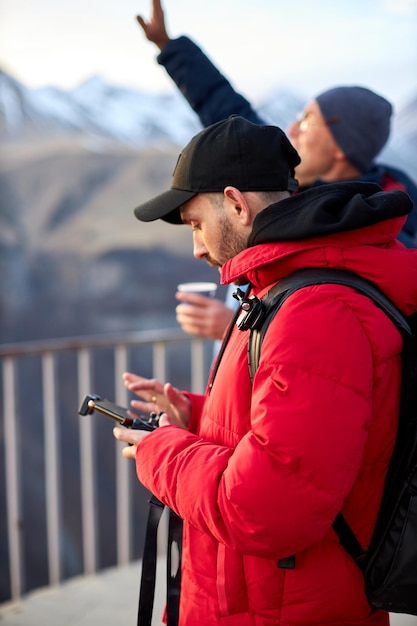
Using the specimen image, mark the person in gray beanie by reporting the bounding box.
[135,0,417,342]
[314,86,392,174]
[285,85,398,192]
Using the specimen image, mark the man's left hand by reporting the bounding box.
[113,412,171,459]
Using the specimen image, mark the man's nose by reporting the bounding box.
[287,119,299,139]
[192,233,208,260]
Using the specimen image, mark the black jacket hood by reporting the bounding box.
[248,181,412,247]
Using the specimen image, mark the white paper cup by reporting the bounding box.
[177,282,218,297]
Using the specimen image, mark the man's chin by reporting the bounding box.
[205,259,222,270]
[294,164,317,188]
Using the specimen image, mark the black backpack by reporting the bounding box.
[233,268,417,615]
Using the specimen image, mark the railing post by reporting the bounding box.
[77,348,98,574]
[42,352,61,586]
[191,338,206,393]
[3,356,24,600]
[114,344,131,565]
[153,342,166,383]
[153,341,169,556]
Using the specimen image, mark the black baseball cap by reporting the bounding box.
[134,116,301,224]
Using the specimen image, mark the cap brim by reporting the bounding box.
[134,189,197,224]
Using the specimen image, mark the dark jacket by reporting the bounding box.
[158,36,417,247]
[137,183,417,624]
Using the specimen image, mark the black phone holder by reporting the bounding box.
[78,393,159,431]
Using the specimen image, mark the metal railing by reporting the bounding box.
[0,328,210,604]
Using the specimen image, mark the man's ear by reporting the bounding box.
[223,186,252,226]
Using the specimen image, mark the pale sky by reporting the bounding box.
[1,0,417,110]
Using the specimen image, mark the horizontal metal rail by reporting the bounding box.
[0,328,189,357]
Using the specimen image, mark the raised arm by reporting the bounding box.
[136,1,265,127]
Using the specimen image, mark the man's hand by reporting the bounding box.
[123,373,191,429]
[136,0,170,50]
[176,293,234,340]
[113,411,171,459]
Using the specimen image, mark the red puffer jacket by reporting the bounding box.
[136,212,417,625]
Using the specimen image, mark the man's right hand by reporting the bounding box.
[136,0,170,50]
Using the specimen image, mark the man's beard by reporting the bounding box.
[205,215,248,268]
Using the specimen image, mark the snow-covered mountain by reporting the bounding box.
[0,70,203,146]
[1,69,416,180]
[0,70,304,147]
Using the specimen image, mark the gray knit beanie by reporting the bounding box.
[315,86,393,173]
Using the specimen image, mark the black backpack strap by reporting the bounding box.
[137,495,165,626]
[166,509,182,625]
[137,497,182,626]
[332,513,366,563]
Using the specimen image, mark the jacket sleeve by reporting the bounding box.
[364,164,417,248]
[157,36,265,127]
[381,164,417,248]
[135,286,401,559]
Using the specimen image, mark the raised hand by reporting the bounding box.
[136,0,170,49]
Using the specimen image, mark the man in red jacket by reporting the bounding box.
[136,0,417,343]
[114,115,417,625]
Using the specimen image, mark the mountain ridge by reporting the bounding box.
[0,69,202,146]
[1,68,416,177]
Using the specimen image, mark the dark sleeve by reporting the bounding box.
[384,165,417,248]
[157,36,265,128]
